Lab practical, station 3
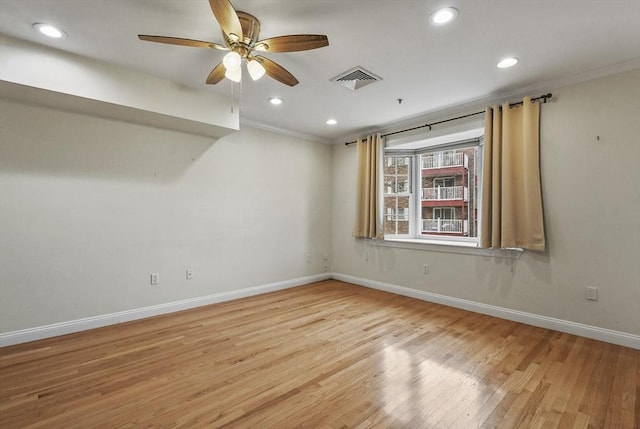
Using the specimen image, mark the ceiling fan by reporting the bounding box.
[138,0,329,87]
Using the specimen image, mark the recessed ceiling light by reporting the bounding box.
[428,7,458,25]
[268,97,283,105]
[33,23,66,39]
[497,57,519,68]
[326,119,337,125]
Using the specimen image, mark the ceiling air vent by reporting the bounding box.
[331,66,382,91]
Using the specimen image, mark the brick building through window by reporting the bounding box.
[382,128,482,241]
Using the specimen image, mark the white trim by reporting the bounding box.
[335,59,640,145]
[0,273,331,347]
[4,272,637,350]
[389,127,484,150]
[332,273,640,350]
[241,117,332,145]
[371,238,522,258]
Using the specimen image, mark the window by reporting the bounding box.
[433,207,455,219]
[382,128,483,244]
[433,177,455,188]
[383,155,411,235]
[386,207,409,221]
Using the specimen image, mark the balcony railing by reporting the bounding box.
[386,214,409,221]
[422,152,468,169]
[422,186,468,201]
[422,219,468,234]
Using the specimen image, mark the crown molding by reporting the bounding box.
[241,117,333,145]
[336,57,640,145]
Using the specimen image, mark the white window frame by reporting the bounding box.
[382,127,484,247]
[383,155,413,237]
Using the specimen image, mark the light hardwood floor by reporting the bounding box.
[1,280,638,428]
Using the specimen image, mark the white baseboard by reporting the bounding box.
[4,272,637,350]
[332,273,640,350]
[0,273,331,347]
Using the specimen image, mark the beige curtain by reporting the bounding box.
[481,96,545,251]
[353,134,383,239]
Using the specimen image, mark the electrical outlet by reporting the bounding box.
[186,269,193,280]
[306,254,311,263]
[150,273,159,285]
[586,287,598,301]
[423,264,429,274]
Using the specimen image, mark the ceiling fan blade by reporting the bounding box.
[255,34,329,53]
[138,35,228,50]
[254,56,299,87]
[206,62,226,84]
[209,0,243,41]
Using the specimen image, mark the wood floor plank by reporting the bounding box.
[0,280,637,428]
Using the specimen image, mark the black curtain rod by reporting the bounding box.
[344,93,552,146]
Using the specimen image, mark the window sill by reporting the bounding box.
[370,238,523,258]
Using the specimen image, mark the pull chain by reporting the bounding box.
[238,77,243,114]
[229,78,243,114]
[230,80,234,114]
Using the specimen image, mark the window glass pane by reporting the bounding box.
[383,155,411,236]
[420,145,479,238]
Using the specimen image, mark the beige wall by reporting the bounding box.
[331,68,640,335]
[0,100,331,332]
[1,67,638,340]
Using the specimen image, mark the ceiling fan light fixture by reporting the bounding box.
[223,51,242,70]
[428,7,458,25]
[225,67,242,83]
[247,58,266,80]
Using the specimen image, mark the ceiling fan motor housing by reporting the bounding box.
[224,11,261,49]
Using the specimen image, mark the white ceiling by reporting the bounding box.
[1,0,639,143]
